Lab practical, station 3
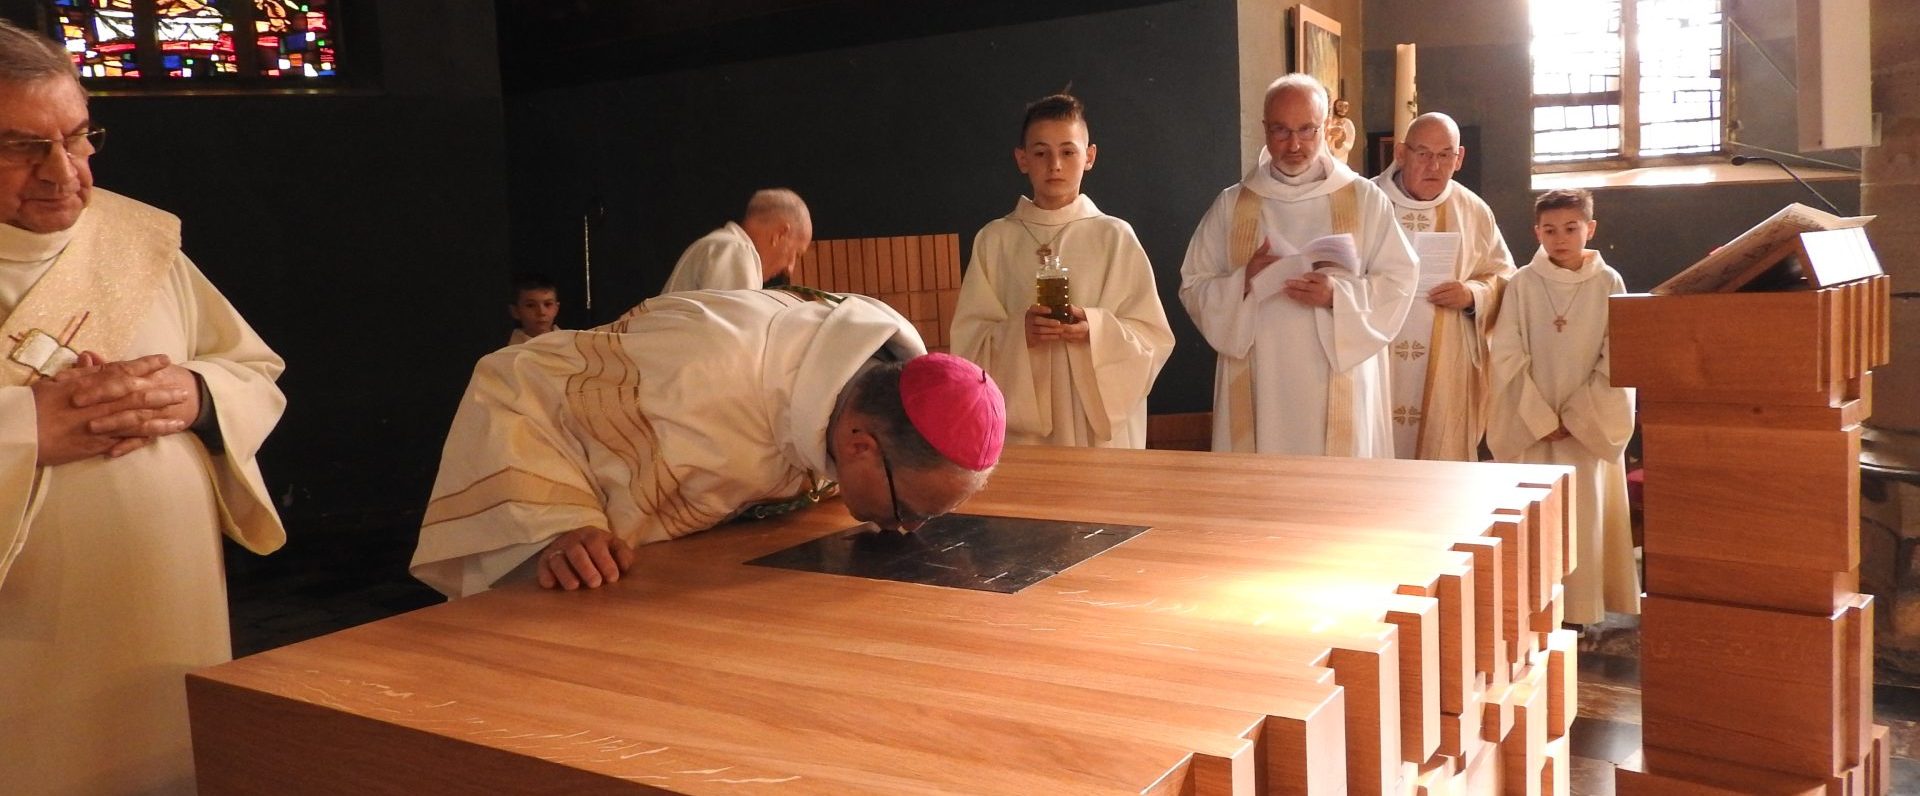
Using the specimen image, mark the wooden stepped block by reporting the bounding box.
[1452,539,1508,702]
[1529,584,1564,639]
[1462,740,1502,796]
[1388,592,1444,764]
[1644,553,1860,615]
[1640,423,1860,572]
[1541,735,1569,796]
[1640,594,1874,778]
[1497,664,1548,796]
[1868,725,1890,796]
[1438,676,1488,761]
[1543,629,1577,741]
[1401,563,1476,719]
[1611,277,1890,406]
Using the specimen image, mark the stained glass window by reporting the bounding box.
[46,0,341,84]
[53,1,140,79]
[1531,0,1724,167]
[157,0,235,78]
[252,0,335,78]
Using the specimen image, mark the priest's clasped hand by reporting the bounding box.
[32,352,199,466]
[1024,304,1089,347]
[537,526,637,590]
[1426,281,1473,310]
[1282,269,1337,308]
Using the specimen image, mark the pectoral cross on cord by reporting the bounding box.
[1545,287,1574,333]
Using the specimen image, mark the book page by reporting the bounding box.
[1652,203,1875,295]
[1299,233,1359,272]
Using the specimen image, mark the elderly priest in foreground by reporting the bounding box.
[411,287,1006,598]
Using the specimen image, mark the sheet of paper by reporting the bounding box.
[1414,232,1461,293]
[1299,233,1359,272]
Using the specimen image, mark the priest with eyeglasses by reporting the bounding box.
[411,288,1006,598]
[1372,112,1516,461]
[1178,73,1417,457]
[0,21,289,795]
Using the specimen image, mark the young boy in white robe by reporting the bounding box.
[507,273,561,345]
[1488,188,1638,628]
[951,92,1174,447]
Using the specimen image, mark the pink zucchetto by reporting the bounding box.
[899,353,1006,471]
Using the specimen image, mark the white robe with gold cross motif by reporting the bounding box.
[412,289,923,598]
[951,195,1173,448]
[1373,165,1516,461]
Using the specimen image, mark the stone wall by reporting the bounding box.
[1861,0,1920,682]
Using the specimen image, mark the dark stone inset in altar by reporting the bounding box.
[746,513,1150,594]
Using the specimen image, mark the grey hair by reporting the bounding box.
[745,188,810,229]
[1264,73,1330,118]
[844,360,991,494]
[0,20,79,85]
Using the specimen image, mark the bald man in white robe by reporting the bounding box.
[658,188,813,294]
[1373,112,1515,461]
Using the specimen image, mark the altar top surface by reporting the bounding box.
[189,446,1569,796]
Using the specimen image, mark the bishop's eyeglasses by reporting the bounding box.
[872,436,934,531]
[0,127,106,167]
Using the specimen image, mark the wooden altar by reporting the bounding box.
[189,447,1577,795]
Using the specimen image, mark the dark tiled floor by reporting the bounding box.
[224,529,1920,793]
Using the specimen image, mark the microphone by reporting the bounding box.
[1730,155,1843,215]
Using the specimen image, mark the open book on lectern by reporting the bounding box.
[1652,203,1879,295]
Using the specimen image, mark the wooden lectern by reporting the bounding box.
[1609,220,1893,794]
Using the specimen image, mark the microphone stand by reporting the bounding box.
[1729,155,1845,215]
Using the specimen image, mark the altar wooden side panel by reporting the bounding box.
[189,449,1577,795]
[790,233,961,351]
[1611,275,1891,795]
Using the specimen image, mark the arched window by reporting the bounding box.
[49,0,339,83]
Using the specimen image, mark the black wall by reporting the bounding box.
[83,1,511,521]
[503,0,1243,413]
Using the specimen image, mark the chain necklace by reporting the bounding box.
[1010,215,1079,264]
[1543,281,1578,333]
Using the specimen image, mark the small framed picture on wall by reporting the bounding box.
[1291,4,1341,99]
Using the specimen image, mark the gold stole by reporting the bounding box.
[1412,201,1454,460]
[1223,189,1261,452]
[1223,182,1360,454]
[0,190,176,388]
